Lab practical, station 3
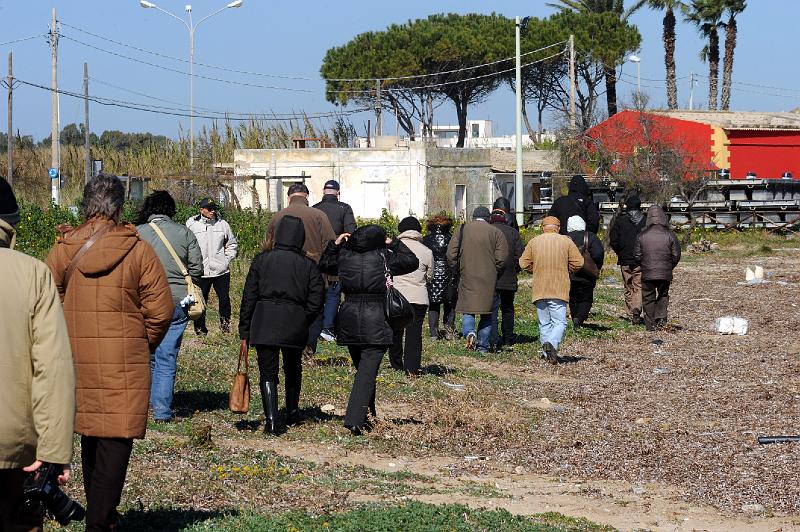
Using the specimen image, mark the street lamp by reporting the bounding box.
[139,0,243,173]
[628,54,641,96]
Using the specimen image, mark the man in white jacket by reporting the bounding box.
[186,198,238,335]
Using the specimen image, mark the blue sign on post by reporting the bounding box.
[48,167,59,179]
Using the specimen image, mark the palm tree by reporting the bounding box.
[720,0,747,110]
[686,0,725,110]
[648,1,688,109]
[548,0,647,116]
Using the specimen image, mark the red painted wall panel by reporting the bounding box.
[727,130,800,179]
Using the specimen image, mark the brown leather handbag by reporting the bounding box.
[578,231,601,279]
[228,342,251,414]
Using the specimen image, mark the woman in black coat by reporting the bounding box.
[239,215,325,434]
[320,224,418,435]
[549,175,601,235]
[422,215,455,339]
[566,215,604,328]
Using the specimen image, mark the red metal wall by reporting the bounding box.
[727,130,800,179]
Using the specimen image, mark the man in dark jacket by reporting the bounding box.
[489,209,524,347]
[240,216,325,433]
[610,195,647,323]
[549,175,601,235]
[493,196,519,230]
[634,205,681,331]
[313,180,357,342]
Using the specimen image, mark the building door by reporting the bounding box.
[362,181,389,219]
[455,184,466,220]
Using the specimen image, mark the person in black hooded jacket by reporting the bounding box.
[492,196,519,231]
[549,175,601,235]
[566,215,604,328]
[610,195,647,323]
[320,224,418,435]
[422,214,455,339]
[239,215,325,434]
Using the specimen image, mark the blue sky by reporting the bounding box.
[1,0,798,141]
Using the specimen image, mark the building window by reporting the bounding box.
[455,184,466,220]
[471,123,480,138]
[362,181,389,219]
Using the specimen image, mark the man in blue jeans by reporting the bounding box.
[137,191,204,421]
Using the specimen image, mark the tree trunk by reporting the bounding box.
[520,98,537,143]
[455,98,468,148]
[664,9,678,110]
[721,17,737,110]
[708,27,720,111]
[604,64,618,117]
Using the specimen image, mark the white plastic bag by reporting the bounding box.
[715,316,749,335]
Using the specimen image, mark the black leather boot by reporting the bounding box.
[285,384,303,426]
[260,381,279,435]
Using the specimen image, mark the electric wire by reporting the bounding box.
[0,34,45,47]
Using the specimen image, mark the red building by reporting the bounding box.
[587,110,800,179]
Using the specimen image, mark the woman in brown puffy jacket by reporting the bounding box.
[46,175,173,531]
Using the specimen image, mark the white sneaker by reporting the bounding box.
[320,329,336,342]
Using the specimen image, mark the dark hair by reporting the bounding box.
[137,190,176,225]
[82,174,125,222]
[287,183,309,196]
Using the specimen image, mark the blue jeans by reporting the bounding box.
[150,305,189,420]
[535,299,568,350]
[461,314,491,352]
[323,281,341,330]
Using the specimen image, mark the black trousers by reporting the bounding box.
[0,468,43,531]
[642,280,671,328]
[427,301,455,337]
[196,273,231,332]
[490,289,516,346]
[81,436,133,532]
[344,346,386,428]
[569,281,596,327]
[389,304,427,374]
[256,346,302,387]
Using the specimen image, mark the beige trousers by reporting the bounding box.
[621,265,642,319]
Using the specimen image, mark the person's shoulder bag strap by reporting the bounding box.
[63,222,115,290]
[149,222,190,278]
[583,230,589,253]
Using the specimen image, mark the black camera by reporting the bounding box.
[22,462,85,525]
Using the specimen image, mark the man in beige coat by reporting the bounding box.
[519,216,584,363]
[447,206,508,352]
[0,178,75,531]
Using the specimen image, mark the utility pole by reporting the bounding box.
[84,62,91,185]
[569,34,576,130]
[375,79,382,138]
[50,8,60,204]
[689,73,696,110]
[514,16,524,227]
[6,52,12,187]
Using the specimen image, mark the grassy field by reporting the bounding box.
[52,231,800,531]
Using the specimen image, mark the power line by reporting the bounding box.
[60,34,314,93]
[0,34,45,47]
[15,78,369,121]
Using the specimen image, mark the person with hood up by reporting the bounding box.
[239,216,325,434]
[0,177,75,531]
[446,206,508,353]
[549,175,601,235]
[633,205,681,331]
[566,215,604,328]
[422,214,456,339]
[610,195,647,324]
[389,217,433,374]
[492,196,519,230]
[47,175,174,531]
[320,225,418,435]
[519,216,583,363]
[489,208,523,348]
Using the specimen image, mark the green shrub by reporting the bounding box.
[14,202,79,260]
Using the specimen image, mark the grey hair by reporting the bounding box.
[82,174,125,222]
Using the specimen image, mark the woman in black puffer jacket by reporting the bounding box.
[320,224,418,435]
[422,215,455,339]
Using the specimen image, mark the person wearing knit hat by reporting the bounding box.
[446,206,508,353]
[610,194,646,324]
[1,176,76,530]
[519,214,584,363]
[390,217,433,374]
[489,208,524,350]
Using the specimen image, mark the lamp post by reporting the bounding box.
[139,0,243,173]
[628,54,641,96]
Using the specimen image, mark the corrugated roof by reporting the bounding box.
[654,110,800,130]
[490,149,560,173]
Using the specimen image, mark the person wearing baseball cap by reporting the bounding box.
[519,215,583,363]
[186,197,238,335]
[312,179,357,343]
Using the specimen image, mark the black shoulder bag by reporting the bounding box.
[445,225,464,303]
[383,251,414,330]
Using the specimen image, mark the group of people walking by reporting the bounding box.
[1,171,682,530]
